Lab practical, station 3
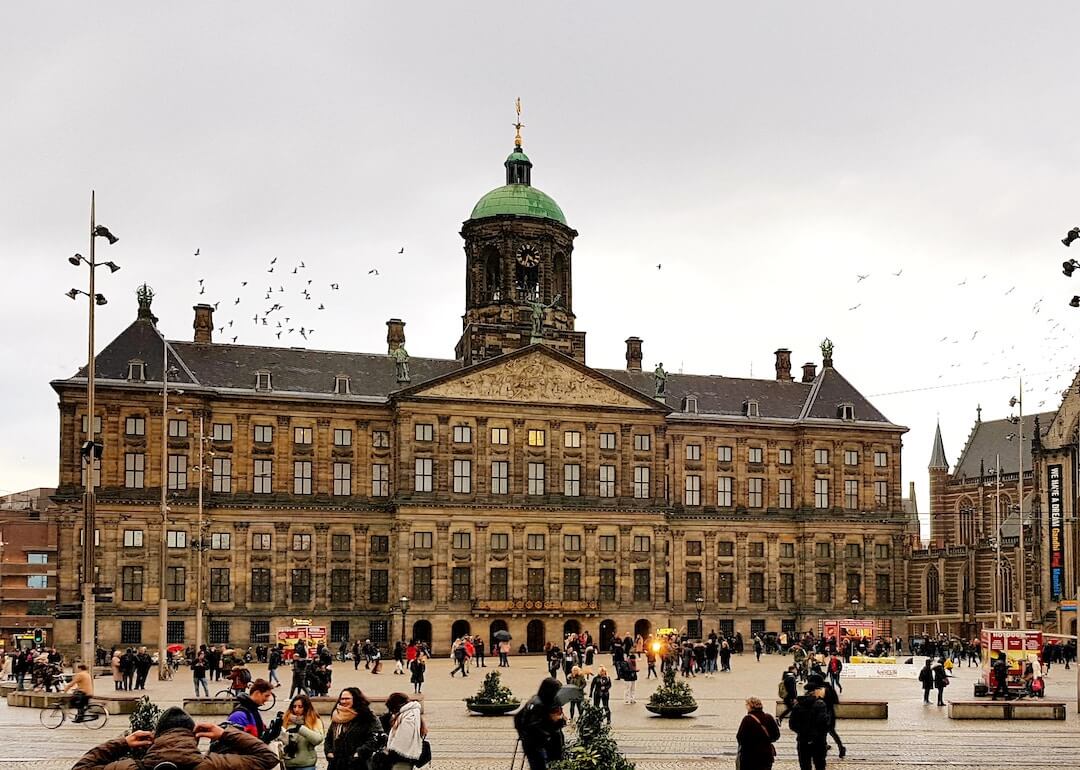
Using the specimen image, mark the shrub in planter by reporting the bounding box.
[464,670,520,714]
[644,667,697,716]
[127,696,163,756]
[549,701,634,770]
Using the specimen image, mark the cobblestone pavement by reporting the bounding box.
[3,653,1080,768]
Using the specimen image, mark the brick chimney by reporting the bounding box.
[386,318,406,353]
[774,348,793,381]
[625,337,643,372]
[801,362,817,383]
[193,304,214,344]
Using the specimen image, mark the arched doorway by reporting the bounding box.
[563,619,580,638]
[412,620,432,648]
[598,619,616,652]
[527,619,546,652]
[451,619,471,642]
[634,618,651,640]
[489,619,509,650]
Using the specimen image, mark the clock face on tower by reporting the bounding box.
[516,245,539,268]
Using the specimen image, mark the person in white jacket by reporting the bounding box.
[379,693,427,769]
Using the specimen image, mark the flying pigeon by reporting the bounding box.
[369,269,379,275]
[856,274,869,282]
[194,248,200,256]
[199,286,205,295]
[241,281,247,287]
[213,302,220,310]
[232,336,237,343]
[398,247,404,254]
[331,283,339,290]
[234,297,240,304]
[892,269,903,277]
[318,304,325,310]
[198,278,204,285]
[270,257,277,264]
[268,267,274,273]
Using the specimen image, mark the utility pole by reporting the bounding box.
[195,413,206,649]
[81,193,99,670]
[1010,385,1027,629]
[158,334,172,679]
[996,453,1003,629]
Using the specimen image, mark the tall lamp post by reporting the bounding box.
[1008,388,1027,629]
[850,597,860,619]
[67,191,120,667]
[399,596,410,646]
[158,336,180,680]
[694,595,705,639]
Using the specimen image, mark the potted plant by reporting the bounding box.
[127,696,162,757]
[464,670,520,715]
[644,667,697,717]
[550,701,634,770]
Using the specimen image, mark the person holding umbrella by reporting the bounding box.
[494,630,512,667]
[514,677,580,770]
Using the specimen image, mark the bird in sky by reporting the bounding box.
[971,330,979,340]
[330,283,339,290]
[279,286,284,292]
[656,264,662,270]
[318,304,325,310]
[268,267,274,273]
[234,297,241,305]
[217,327,223,334]
[199,286,205,295]
[1005,286,1015,295]
[957,279,967,286]
[307,279,312,285]
[252,314,258,324]
[194,248,200,256]
[265,293,271,300]
[232,336,238,343]
[284,317,290,322]
[300,261,306,268]
[198,278,204,285]
[300,330,307,340]
[369,269,379,275]
[276,331,282,339]
[892,269,903,277]
[848,304,862,311]
[398,247,404,254]
[292,268,298,274]
[228,320,233,327]
[300,327,306,335]
[213,301,220,310]
[270,257,277,265]
[261,318,267,325]
[856,274,869,282]
[276,322,282,328]
[288,328,295,334]
[241,281,247,287]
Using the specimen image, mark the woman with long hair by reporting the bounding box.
[374,692,428,770]
[324,687,381,770]
[283,693,325,770]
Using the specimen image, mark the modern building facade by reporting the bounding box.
[0,489,58,647]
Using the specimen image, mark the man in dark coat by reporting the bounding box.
[991,654,1009,700]
[134,648,153,690]
[918,658,934,703]
[808,673,845,758]
[515,677,566,770]
[789,682,830,770]
[119,649,136,691]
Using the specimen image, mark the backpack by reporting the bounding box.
[778,679,788,700]
[514,700,537,739]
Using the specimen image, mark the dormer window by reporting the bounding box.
[682,395,698,414]
[334,375,351,395]
[255,370,272,391]
[744,399,760,418]
[126,359,146,382]
[838,403,855,421]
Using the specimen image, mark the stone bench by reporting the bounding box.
[184,694,424,717]
[92,694,142,715]
[0,682,18,697]
[948,700,1066,720]
[8,691,68,708]
[775,699,888,719]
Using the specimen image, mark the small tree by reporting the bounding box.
[127,696,162,757]
[647,667,697,709]
[464,670,519,706]
[549,702,634,770]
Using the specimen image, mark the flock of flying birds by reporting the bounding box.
[191,248,403,344]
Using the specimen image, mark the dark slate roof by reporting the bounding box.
[952,412,1055,479]
[801,368,890,422]
[602,370,813,419]
[929,423,949,470]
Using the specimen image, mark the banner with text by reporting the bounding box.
[1049,464,1063,600]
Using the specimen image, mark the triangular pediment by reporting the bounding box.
[402,346,667,411]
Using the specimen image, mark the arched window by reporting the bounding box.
[552,253,567,300]
[1001,562,1014,613]
[516,263,539,301]
[485,249,502,302]
[925,566,940,614]
[957,497,975,545]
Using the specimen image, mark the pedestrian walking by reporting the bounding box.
[623,653,639,703]
[268,645,282,687]
[514,678,567,770]
[110,651,122,692]
[789,681,830,770]
[918,659,933,704]
[566,666,587,721]
[808,674,845,758]
[410,654,426,694]
[283,693,325,770]
[736,696,780,770]
[498,639,510,667]
[777,666,798,723]
[474,636,486,668]
[324,688,382,770]
[393,641,405,675]
[754,636,763,662]
[933,659,949,706]
[827,654,843,693]
[192,653,209,697]
[589,666,612,723]
[450,640,468,678]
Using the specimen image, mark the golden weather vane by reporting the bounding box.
[513,97,524,148]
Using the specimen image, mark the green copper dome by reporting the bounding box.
[469,184,567,225]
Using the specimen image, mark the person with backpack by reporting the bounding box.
[268,645,282,687]
[827,654,843,693]
[227,679,280,742]
[932,659,949,706]
[736,695,780,770]
[515,678,566,770]
[777,666,798,723]
[788,680,830,770]
[918,658,934,704]
[623,653,639,704]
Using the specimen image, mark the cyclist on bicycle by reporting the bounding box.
[227,679,280,741]
[64,663,94,722]
[229,663,253,695]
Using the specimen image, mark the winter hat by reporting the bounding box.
[155,706,196,736]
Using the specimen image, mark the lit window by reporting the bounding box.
[564,431,581,449]
[490,427,509,445]
[123,529,144,548]
[748,446,763,464]
[814,448,830,465]
[779,448,792,465]
[334,428,352,447]
[844,450,859,466]
[166,530,187,549]
[414,458,433,492]
[125,416,145,436]
[453,425,472,444]
[528,429,546,447]
[254,425,273,443]
[874,451,888,468]
[415,424,433,442]
[212,423,232,442]
[599,465,616,497]
[168,419,188,438]
[294,426,312,445]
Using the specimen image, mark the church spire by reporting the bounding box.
[929,420,949,471]
[505,98,533,185]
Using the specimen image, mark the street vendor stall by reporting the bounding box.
[975,629,1042,697]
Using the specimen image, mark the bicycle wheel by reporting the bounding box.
[259,691,276,711]
[39,705,65,729]
[214,688,235,700]
[83,703,109,729]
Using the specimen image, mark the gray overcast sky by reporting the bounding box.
[4,3,1080,532]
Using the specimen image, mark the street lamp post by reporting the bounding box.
[1009,388,1027,629]
[850,597,860,619]
[694,595,705,639]
[399,596,410,645]
[158,335,180,680]
[67,191,120,668]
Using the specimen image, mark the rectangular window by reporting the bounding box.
[814,448,830,465]
[123,529,144,548]
[369,570,389,603]
[846,571,861,600]
[632,535,651,552]
[876,573,891,605]
[212,457,232,493]
[293,461,313,495]
[685,443,701,461]
[748,477,764,508]
[634,466,650,498]
[490,461,509,495]
[686,540,702,556]
[453,459,472,493]
[563,568,581,601]
[370,535,389,554]
[563,534,582,552]
[210,532,230,550]
[717,540,734,557]
[686,571,703,601]
[717,476,733,507]
[633,569,651,601]
[253,459,273,494]
[599,568,617,600]
[124,453,145,488]
[598,465,616,497]
[563,463,580,496]
[599,432,616,450]
[165,566,186,602]
[779,448,792,465]
[291,533,312,551]
[684,474,701,506]
[120,620,142,645]
[633,434,651,451]
[209,565,231,600]
[749,541,765,558]
[167,620,185,644]
[844,479,858,510]
[334,428,352,446]
[331,569,352,603]
[414,458,433,492]
[453,425,472,443]
[122,566,143,601]
[815,541,832,558]
[166,530,187,549]
[372,430,390,448]
[169,419,188,438]
[81,414,102,434]
[26,575,47,589]
[489,568,508,600]
[414,423,433,442]
[527,568,545,601]
[528,462,545,495]
[780,573,795,603]
[875,543,890,559]
[874,480,888,507]
[333,462,352,496]
[749,572,765,603]
[368,620,389,646]
[717,572,733,602]
[778,478,793,509]
[168,454,188,490]
[490,427,508,445]
[717,445,733,463]
[413,531,433,549]
[452,566,471,601]
[599,535,616,552]
[780,542,795,558]
[748,446,763,464]
[371,463,389,497]
[842,450,858,467]
[845,542,861,559]
[80,457,101,489]
[290,568,311,603]
[125,416,145,436]
[250,620,271,644]
[490,532,509,550]
[208,620,229,645]
[814,478,829,509]
[874,451,888,467]
[251,533,271,551]
[251,569,271,603]
[212,423,232,442]
[332,534,351,553]
[453,531,472,549]
[527,533,545,551]
[413,566,433,600]
[816,572,832,603]
[27,553,48,565]
[254,424,273,443]
[528,429,546,447]
[564,430,581,448]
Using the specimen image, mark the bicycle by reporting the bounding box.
[40,699,109,730]
[214,685,276,711]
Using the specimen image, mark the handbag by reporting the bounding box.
[414,740,432,768]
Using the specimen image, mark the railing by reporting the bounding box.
[471,599,600,613]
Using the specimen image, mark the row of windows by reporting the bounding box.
[699,445,888,467]
[415,459,651,497]
[687,476,888,509]
[415,425,651,451]
[116,417,385,450]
